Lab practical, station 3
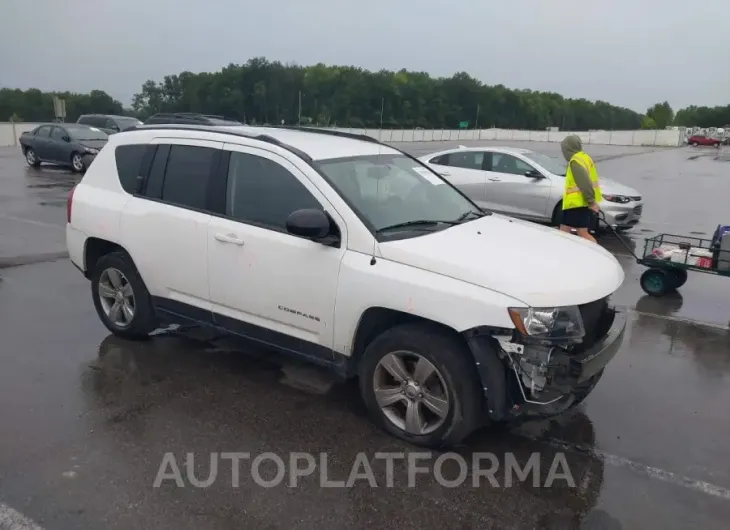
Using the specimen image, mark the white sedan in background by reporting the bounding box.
[418,146,643,231]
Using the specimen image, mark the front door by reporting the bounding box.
[207,144,347,361]
[485,152,553,220]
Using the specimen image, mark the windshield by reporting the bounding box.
[523,151,566,176]
[68,126,109,141]
[316,154,481,239]
[116,117,142,130]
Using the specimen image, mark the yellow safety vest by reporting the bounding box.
[563,151,602,210]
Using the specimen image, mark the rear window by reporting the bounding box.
[115,144,148,193]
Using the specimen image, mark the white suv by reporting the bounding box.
[66,124,628,448]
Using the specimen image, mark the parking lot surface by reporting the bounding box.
[1,142,729,529]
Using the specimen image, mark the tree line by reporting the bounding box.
[1,58,727,130]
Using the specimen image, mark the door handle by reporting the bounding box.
[488,178,501,182]
[215,233,244,246]
[439,172,451,177]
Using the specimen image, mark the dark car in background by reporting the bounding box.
[77,114,142,135]
[20,123,109,173]
[143,112,242,126]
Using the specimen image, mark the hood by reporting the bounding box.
[598,177,640,197]
[378,214,625,307]
[77,139,108,149]
[561,135,582,161]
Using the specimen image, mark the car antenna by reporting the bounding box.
[370,97,385,266]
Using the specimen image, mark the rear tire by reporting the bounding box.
[25,147,41,168]
[691,142,698,147]
[667,269,688,288]
[91,251,157,340]
[358,323,483,448]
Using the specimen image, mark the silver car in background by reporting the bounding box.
[418,146,643,231]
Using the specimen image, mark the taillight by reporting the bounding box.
[67,185,76,223]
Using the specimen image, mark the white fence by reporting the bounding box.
[0,122,683,148]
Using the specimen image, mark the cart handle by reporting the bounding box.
[596,210,642,261]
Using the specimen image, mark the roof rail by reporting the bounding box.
[273,125,382,145]
[123,124,313,162]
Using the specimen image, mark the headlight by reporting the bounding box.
[508,306,585,341]
[85,148,99,154]
[602,194,631,204]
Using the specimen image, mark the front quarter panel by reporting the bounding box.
[333,250,522,356]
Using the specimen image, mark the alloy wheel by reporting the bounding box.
[98,267,135,328]
[72,154,84,172]
[26,149,36,165]
[373,351,450,435]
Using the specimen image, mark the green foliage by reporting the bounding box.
[128,58,643,129]
[675,104,730,128]
[640,115,657,129]
[0,88,124,122]
[645,101,673,129]
[4,58,726,130]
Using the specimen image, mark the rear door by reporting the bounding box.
[484,151,553,220]
[120,138,223,321]
[32,126,53,159]
[425,151,494,209]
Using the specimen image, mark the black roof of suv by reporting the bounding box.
[143,113,242,126]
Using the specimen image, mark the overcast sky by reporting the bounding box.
[2,0,728,112]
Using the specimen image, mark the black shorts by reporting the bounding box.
[561,206,594,229]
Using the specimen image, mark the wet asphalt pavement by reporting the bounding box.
[1,142,730,529]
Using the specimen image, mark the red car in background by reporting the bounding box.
[687,134,721,147]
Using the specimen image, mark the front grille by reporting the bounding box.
[634,205,643,216]
[630,196,642,201]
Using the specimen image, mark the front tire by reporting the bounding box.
[25,148,41,168]
[358,323,482,448]
[640,268,672,296]
[91,251,157,339]
[551,201,563,227]
[70,152,85,173]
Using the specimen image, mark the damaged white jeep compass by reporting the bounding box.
[66,124,627,448]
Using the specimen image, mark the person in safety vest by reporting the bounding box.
[559,135,602,243]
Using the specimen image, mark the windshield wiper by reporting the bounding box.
[376,219,459,233]
[456,209,490,222]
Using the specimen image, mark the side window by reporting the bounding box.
[50,127,66,141]
[77,116,91,125]
[225,151,321,231]
[159,145,216,210]
[490,153,534,176]
[105,119,119,130]
[429,154,448,165]
[35,126,51,137]
[445,151,484,170]
[115,144,148,194]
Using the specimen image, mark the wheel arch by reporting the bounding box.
[83,238,135,279]
[347,307,473,375]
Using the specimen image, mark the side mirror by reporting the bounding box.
[525,169,544,179]
[62,135,71,142]
[286,209,339,246]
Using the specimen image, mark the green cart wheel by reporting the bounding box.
[667,269,688,289]
[640,268,672,297]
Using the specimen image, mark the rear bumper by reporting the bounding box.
[66,224,87,273]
